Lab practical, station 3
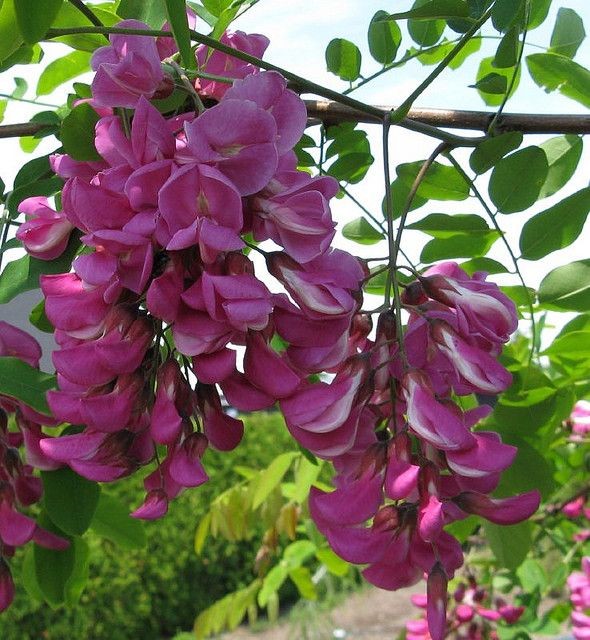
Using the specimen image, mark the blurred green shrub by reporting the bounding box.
[0,413,292,640]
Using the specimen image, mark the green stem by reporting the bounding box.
[44,25,483,147]
[487,2,530,133]
[445,153,536,362]
[393,142,449,272]
[393,5,494,121]
[67,0,104,27]
[343,38,463,96]
[0,93,59,108]
[382,115,408,369]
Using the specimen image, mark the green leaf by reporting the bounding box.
[420,231,499,262]
[519,188,590,260]
[549,8,585,59]
[6,174,62,218]
[408,0,445,47]
[494,437,555,499]
[389,0,469,20]
[528,0,551,29]
[325,38,361,82]
[89,492,146,549]
[64,537,90,606]
[42,468,100,537]
[251,452,298,510]
[14,154,52,189]
[368,11,401,65]
[33,515,74,608]
[445,515,478,542]
[492,0,524,32]
[488,146,548,213]
[539,134,583,199]
[29,299,54,333]
[327,152,373,184]
[194,511,211,555]
[117,0,169,28]
[342,217,384,245]
[542,331,590,360]
[459,257,509,275]
[0,357,55,414]
[538,259,590,312]
[258,564,288,608]
[21,546,44,602]
[471,72,507,94]
[0,0,23,62]
[289,567,317,600]
[527,53,590,109]
[493,27,518,68]
[50,3,114,52]
[475,56,520,106]
[14,0,63,43]
[60,102,101,161]
[283,540,316,568]
[165,0,195,69]
[483,520,531,570]
[382,177,427,220]
[0,234,80,303]
[415,35,481,68]
[469,131,523,174]
[202,0,233,18]
[516,559,547,593]
[316,547,349,577]
[407,213,490,236]
[0,41,43,72]
[37,50,91,96]
[397,161,470,201]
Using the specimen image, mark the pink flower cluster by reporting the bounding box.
[568,557,590,640]
[406,577,524,640]
[306,263,539,640]
[20,24,361,523]
[10,19,540,633]
[0,322,69,612]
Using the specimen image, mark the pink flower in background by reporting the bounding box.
[91,20,168,108]
[195,30,270,100]
[16,197,74,260]
[570,400,590,437]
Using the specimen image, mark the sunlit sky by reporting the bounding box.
[1,0,589,359]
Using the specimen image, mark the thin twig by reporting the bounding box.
[43,25,485,147]
[67,0,104,27]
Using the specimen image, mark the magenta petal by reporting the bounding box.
[426,563,448,640]
[0,559,15,613]
[168,446,209,488]
[131,489,169,520]
[454,490,541,524]
[192,349,236,384]
[32,526,70,550]
[39,432,105,462]
[309,471,383,526]
[446,431,517,478]
[243,332,301,399]
[0,503,36,546]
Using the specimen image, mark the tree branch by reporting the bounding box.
[304,101,590,134]
[3,102,590,140]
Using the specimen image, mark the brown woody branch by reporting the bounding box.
[304,100,590,134]
[2,102,590,139]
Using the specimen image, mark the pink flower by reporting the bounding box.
[0,321,42,368]
[195,30,270,100]
[183,99,278,195]
[453,490,540,524]
[91,20,167,108]
[0,558,15,613]
[571,401,590,437]
[16,197,74,260]
[563,496,586,518]
[427,562,448,640]
[224,71,307,156]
